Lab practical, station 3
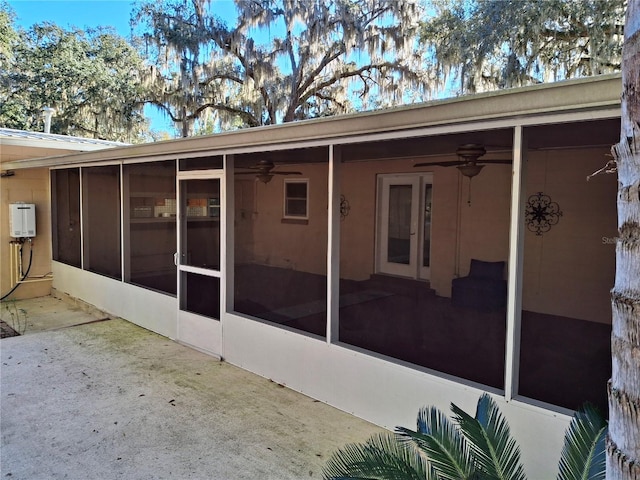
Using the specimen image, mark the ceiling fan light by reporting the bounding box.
[456,143,487,159]
[457,164,484,178]
[257,173,273,184]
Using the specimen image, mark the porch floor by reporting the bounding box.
[0,296,383,479]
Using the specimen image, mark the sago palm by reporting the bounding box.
[323,393,606,480]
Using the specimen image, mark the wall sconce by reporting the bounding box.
[525,192,563,235]
[340,195,350,220]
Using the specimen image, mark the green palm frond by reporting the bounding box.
[557,404,607,480]
[397,406,476,480]
[452,394,526,480]
[323,432,430,480]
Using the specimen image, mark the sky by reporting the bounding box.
[7,0,238,134]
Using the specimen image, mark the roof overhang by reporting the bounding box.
[0,128,128,151]
[2,74,622,171]
[0,136,125,152]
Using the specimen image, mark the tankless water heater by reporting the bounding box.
[9,203,36,238]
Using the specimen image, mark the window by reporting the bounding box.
[284,179,308,219]
[51,168,81,267]
[82,165,121,279]
[124,161,176,295]
[233,148,328,339]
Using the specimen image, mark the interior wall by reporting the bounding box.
[337,157,511,295]
[522,148,616,324]
[434,163,512,296]
[337,147,614,324]
[235,145,614,325]
[234,179,256,265]
[0,167,52,299]
[238,162,329,276]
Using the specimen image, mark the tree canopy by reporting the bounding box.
[421,0,626,94]
[0,2,16,68]
[0,17,150,142]
[0,0,628,140]
[133,0,430,136]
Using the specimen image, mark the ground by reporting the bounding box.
[0,296,384,479]
[0,319,19,338]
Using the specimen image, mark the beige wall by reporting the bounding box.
[1,145,82,300]
[337,157,512,290]
[239,146,615,325]
[0,168,52,299]
[522,148,616,324]
[235,162,329,275]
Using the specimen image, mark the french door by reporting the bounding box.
[176,172,223,355]
[377,174,433,280]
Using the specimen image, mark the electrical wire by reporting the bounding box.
[1,239,34,301]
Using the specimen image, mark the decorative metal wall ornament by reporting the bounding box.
[525,192,563,236]
[340,195,350,220]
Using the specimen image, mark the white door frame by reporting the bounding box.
[176,170,224,356]
[376,173,433,280]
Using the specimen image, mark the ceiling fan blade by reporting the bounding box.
[235,171,260,175]
[414,161,465,167]
[272,171,302,175]
[478,159,512,165]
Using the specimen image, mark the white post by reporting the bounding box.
[327,145,341,343]
[504,125,527,401]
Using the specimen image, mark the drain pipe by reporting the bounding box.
[42,107,55,134]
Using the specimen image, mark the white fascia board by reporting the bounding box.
[4,74,622,171]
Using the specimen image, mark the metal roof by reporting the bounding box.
[0,128,129,147]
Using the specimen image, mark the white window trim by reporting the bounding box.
[283,178,309,220]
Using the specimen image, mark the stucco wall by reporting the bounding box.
[0,167,52,299]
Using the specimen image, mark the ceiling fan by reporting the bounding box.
[414,143,511,178]
[235,159,302,184]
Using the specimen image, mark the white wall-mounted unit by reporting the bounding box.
[9,203,36,238]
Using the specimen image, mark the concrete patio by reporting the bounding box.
[0,296,384,479]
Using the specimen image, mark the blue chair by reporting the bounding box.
[452,259,507,311]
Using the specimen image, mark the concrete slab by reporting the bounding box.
[1,307,384,479]
[1,295,106,335]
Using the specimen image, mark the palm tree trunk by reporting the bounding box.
[608,1,640,479]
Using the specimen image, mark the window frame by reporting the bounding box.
[283,178,309,220]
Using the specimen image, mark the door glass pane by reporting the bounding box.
[387,184,412,265]
[181,271,220,319]
[423,185,432,268]
[180,179,220,270]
